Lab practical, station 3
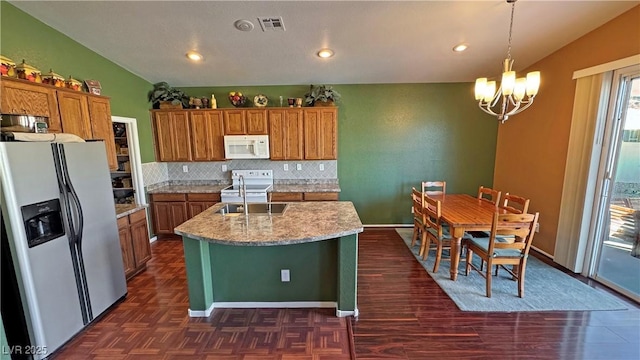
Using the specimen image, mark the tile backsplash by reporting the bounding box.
[142,160,337,187]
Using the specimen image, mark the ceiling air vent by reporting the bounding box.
[258,17,285,31]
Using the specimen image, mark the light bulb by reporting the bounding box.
[475,78,487,101]
[484,81,496,102]
[526,71,540,96]
[513,78,526,101]
[502,71,516,96]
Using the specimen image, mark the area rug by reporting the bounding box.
[396,228,628,312]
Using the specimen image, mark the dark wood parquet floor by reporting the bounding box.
[352,229,640,360]
[51,237,352,360]
[51,229,639,360]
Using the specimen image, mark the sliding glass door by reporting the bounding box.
[590,65,640,301]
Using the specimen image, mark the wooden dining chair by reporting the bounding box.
[421,195,455,273]
[477,186,501,206]
[502,193,530,214]
[421,181,446,196]
[464,212,539,298]
[411,187,427,248]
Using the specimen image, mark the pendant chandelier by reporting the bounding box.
[474,0,540,123]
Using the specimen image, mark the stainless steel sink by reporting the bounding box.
[216,203,288,216]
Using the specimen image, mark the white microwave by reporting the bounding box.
[223,135,270,159]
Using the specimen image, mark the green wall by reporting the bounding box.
[0,2,155,162]
[2,2,498,224]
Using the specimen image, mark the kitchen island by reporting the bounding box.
[174,201,363,317]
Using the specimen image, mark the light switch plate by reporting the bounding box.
[281,269,290,282]
[296,164,302,171]
[284,164,289,171]
[319,163,324,171]
[222,164,227,172]
[182,165,188,173]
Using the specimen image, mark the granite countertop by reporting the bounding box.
[147,183,340,194]
[115,203,148,218]
[174,201,362,246]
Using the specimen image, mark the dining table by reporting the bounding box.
[430,193,509,281]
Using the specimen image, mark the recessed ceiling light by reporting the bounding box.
[317,49,334,58]
[186,51,203,61]
[453,44,468,52]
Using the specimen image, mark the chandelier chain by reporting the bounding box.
[507,1,515,61]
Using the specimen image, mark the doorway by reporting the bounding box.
[589,65,640,301]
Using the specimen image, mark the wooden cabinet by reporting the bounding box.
[190,110,225,161]
[187,193,221,217]
[269,109,304,160]
[153,111,192,162]
[87,96,117,170]
[151,193,220,236]
[304,108,337,160]
[57,90,92,138]
[0,77,62,132]
[151,193,188,235]
[270,192,339,202]
[223,109,267,135]
[117,208,151,280]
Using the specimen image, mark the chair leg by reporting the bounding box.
[518,259,527,298]
[433,241,443,272]
[465,247,472,276]
[419,231,427,257]
[421,235,432,261]
[480,259,484,271]
[411,226,419,247]
[485,259,493,298]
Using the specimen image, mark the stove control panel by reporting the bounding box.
[230,169,273,180]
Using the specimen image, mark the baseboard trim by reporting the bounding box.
[336,308,359,318]
[531,245,554,259]
[149,235,158,244]
[188,302,215,317]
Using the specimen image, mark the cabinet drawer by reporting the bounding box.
[129,208,147,224]
[151,193,186,202]
[271,192,303,201]
[304,192,339,201]
[187,193,221,202]
[117,216,129,229]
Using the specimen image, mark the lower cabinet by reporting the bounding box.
[117,208,151,280]
[151,193,220,236]
[270,192,339,201]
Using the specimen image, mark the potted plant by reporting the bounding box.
[303,85,341,106]
[148,82,190,109]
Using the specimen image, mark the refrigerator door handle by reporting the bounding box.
[59,144,94,322]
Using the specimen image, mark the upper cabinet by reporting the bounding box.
[152,110,192,162]
[269,108,303,160]
[0,78,117,170]
[223,109,268,135]
[190,110,225,161]
[150,107,338,162]
[304,108,337,160]
[0,77,62,132]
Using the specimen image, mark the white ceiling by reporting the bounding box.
[9,0,639,87]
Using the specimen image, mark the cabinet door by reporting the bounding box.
[0,78,62,132]
[190,110,225,161]
[87,96,117,170]
[130,217,151,266]
[303,108,337,160]
[284,109,304,160]
[246,109,268,134]
[153,111,192,162]
[269,109,303,160]
[268,110,286,160]
[118,223,136,277]
[223,109,246,135]
[153,201,188,235]
[57,90,92,139]
[188,202,217,218]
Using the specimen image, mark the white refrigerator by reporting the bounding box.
[0,141,127,359]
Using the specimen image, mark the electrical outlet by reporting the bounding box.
[281,269,290,282]
[296,163,302,171]
[535,223,540,233]
[284,164,289,171]
[319,163,324,171]
[182,165,188,173]
[222,164,227,172]
[411,207,414,214]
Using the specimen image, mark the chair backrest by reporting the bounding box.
[478,186,501,205]
[487,212,539,256]
[423,195,444,237]
[502,193,530,214]
[412,187,425,220]
[421,181,446,196]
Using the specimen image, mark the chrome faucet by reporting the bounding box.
[238,174,248,216]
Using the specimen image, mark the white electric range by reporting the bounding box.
[220,170,273,203]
